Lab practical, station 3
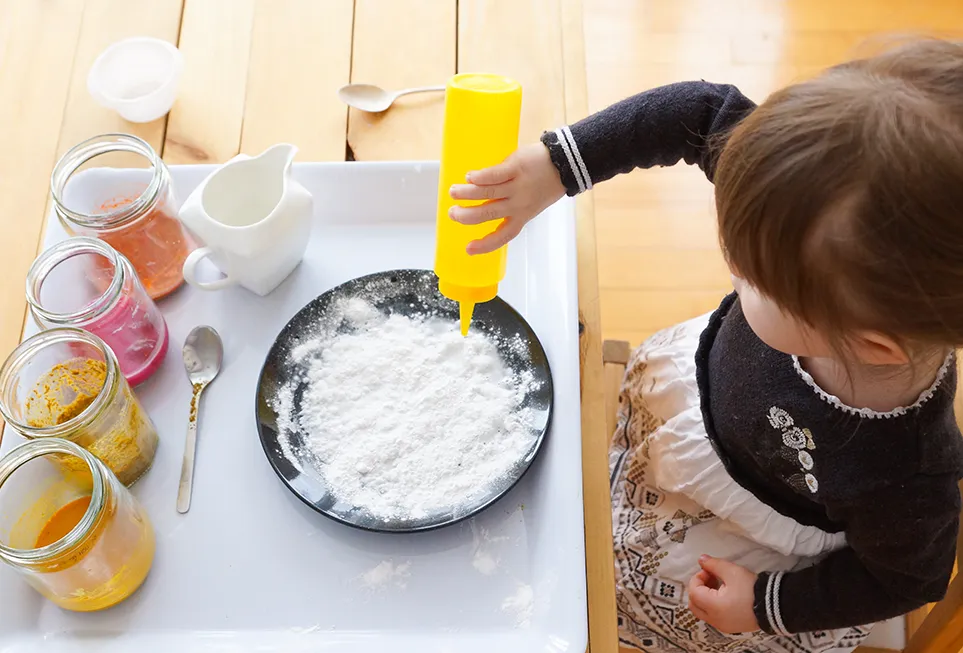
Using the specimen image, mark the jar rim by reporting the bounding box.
[0,439,106,563]
[26,237,127,327]
[50,133,163,230]
[0,328,119,437]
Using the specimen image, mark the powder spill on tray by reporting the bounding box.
[360,559,412,590]
[502,583,535,628]
[272,295,538,521]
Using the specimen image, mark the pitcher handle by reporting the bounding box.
[183,247,238,291]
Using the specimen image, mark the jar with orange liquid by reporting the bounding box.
[51,133,194,299]
[0,439,155,611]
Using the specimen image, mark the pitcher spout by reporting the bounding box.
[254,143,298,176]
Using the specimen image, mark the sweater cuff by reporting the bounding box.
[753,572,791,636]
[539,127,593,197]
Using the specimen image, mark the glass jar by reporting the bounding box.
[0,328,159,486]
[27,237,169,386]
[0,438,155,611]
[51,133,194,299]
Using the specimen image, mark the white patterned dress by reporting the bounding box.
[610,314,872,653]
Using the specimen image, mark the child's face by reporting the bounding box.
[731,275,833,358]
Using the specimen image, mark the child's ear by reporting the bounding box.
[851,332,909,365]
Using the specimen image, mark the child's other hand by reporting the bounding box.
[449,142,566,255]
[687,555,761,634]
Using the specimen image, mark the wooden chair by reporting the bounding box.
[602,340,963,653]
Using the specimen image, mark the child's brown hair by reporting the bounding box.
[715,38,963,359]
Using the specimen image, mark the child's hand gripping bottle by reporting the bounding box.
[434,73,522,335]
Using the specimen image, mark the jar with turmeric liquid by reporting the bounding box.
[0,439,155,611]
[0,328,159,486]
[51,133,194,299]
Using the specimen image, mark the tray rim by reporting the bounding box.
[0,160,587,651]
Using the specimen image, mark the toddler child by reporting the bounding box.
[450,38,963,652]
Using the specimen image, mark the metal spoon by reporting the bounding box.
[337,83,445,113]
[177,326,223,514]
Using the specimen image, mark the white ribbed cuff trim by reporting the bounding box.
[764,572,791,636]
[554,127,592,194]
[561,125,592,191]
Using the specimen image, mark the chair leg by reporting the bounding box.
[602,340,631,441]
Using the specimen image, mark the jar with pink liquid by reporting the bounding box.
[26,238,168,386]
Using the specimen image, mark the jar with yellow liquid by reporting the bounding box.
[0,327,159,486]
[0,438,155,611]
[435,73,522,335]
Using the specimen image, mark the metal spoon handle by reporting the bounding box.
[394,85,446,99]
[177,385,205,513]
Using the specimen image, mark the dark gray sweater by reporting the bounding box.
[542,82,963,635]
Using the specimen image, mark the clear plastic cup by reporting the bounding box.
[87,37,183,123]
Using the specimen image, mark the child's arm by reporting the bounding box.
[752,473,959,634]
[450,81,756,254]
[542,80,755,194]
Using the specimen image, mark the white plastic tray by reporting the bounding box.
[0,161,587,653]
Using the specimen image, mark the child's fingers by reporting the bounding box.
[688,599,712,624]
[466,161,518,186]
[688,584,718,613]
[450,200,509,226]
[698,555,741,584]
[693,569,721,590]
[467,219,523,255]
[449,183,511,202]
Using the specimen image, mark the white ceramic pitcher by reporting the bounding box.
[178,144,313,296]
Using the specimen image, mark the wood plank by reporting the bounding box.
[458,0,566,142]
[55,0,183,164]
[604,358,624,463]
[0,0,86,372]
[604,330,653,349]
[32,0,184,257]
[348,0,455,161]
[561,0,619,650]
[164,0,255,164]
[906,605,934,643]
[594,205,719,251]
[731,30,963,66]
[599,247,730,291]
[241,0,353,161]
[601,289,727,332]
[615,0,962,34]
[905,574,963,653]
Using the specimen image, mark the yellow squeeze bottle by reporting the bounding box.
[434,73,522,336]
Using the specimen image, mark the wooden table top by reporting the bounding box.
[0,1,615,650]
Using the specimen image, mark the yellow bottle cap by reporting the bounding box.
[438,280,498,336]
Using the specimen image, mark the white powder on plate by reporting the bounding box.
[275,297,537,521]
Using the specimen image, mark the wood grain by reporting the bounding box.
[241,0,353,161]
[0,0,86,363]
[55,0,183,164]
[348,0,455,161]
[458,0,566,143]
[164,0,255,164]
[562,0,619,650]
[32,0,184,260]
[585,0,963,352]
[599,248,730,291]
[903,574,963,653]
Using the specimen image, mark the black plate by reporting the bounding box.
[255,269,553,533]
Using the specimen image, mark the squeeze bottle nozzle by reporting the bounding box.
[434,73,522,335]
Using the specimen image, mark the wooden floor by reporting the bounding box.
[584,0,963,346]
